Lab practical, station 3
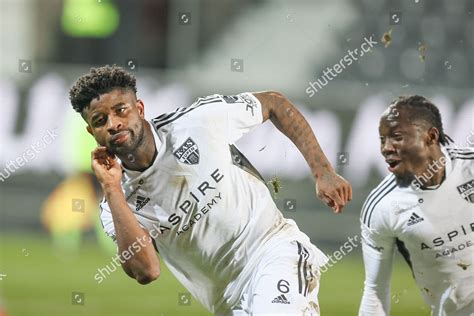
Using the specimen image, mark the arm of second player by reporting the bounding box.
[253,91,352,213]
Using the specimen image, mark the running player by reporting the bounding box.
[69,65,352,315]
[359,95,473,315]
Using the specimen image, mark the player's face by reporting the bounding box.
[84,88,145,155]
[379,106,434,184]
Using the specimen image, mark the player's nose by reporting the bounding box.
[381,139,396,155]
[106,114,123,133]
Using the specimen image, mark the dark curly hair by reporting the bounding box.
[69,65,137,114]
[391,95,453,145]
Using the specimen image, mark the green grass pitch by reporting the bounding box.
[0,233,429,315]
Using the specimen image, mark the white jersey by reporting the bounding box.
[99,93,323,314]
[359,147,474,316]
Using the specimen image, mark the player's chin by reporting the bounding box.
[107,142,132,155]
[394,171,415,187]
[391,168,404,178]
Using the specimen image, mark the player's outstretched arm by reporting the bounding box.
[253,91,352,213]
[92,147,160,285]
[359,222,395,316]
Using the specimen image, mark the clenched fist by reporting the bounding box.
[315,170,352,214]
[91,147,122,191]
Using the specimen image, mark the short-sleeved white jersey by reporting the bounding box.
[99,93,324,314]
[359,147,474,315]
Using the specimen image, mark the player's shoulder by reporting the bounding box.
[149,92,260,131]
[445,146,474,164]
[149,94,222,131]
[360,174,399,228]
[445,146,474,179]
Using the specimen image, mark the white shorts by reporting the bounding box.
[229,239,325,315]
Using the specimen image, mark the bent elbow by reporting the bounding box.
[267,91,286,103]
[265,90,283,97]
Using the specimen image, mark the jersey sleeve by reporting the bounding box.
[223,93,264,143]
[182,93,264,143]
[359,202,396,316]
[99,198,117,244]
[99,198,154,244]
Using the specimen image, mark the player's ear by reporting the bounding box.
[136,99,145,119]
[427,127,440,145]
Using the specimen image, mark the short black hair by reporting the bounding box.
[69,65,137,114]
[391,95,453,145]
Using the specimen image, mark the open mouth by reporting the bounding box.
[386,159,401,172]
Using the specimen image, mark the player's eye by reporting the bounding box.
[117,106,127,114]
[393,134,403,141]
[93,117,106,127]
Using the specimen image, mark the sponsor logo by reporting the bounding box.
[421,223,474,249]
[271,294,290,304]
[407,212,424,226]
[240,94,257,116]
[126,186,141,201]
[457,180,474,203]
[222,94,257,116]
[136,195,150,211]
[125,179,145,201]
[159,169,225,236]
[174,137,200,165]
[175,192,223,236]
[222,95,242,104]
[434,240,473,259]
[393,202,420,215]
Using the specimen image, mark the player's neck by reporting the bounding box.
[120,123,157,172]
[418,147,446,188]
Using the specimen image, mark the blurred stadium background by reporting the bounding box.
[0,0,472,315]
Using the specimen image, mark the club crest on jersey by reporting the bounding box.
[457,180,474,203]
[174,137,200,165]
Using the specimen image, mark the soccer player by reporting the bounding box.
[69,65,352,315]
[359,95,474,315]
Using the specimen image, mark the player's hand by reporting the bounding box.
[91,147,122,191]
[315,170,352,214]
